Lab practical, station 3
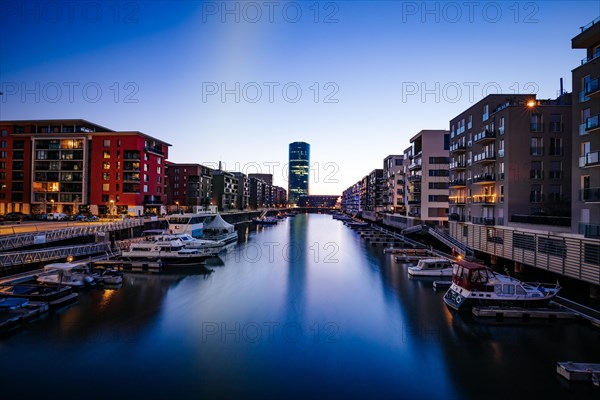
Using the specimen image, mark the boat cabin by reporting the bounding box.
[451,260,494,291]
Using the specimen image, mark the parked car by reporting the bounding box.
[4,212,27,222]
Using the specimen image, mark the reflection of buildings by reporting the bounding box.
[0,119,170,216]
[288,141,310,204]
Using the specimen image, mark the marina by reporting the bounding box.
[0,214,599,399]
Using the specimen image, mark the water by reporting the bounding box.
[1,214,599,399]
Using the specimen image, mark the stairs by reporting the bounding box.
[427,226,473,257]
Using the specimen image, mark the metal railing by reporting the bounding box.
[0,242,112,268]
[0,219,143,251]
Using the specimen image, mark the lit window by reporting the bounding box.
[103,183,110,191]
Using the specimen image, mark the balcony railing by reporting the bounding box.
[580,187,600,202]
[449,196,466,205]
[145,146,165,156]
[585,114,599,132]
[472,217,495,226]
[580,123,588,136]
[449,179,466,187]
[407,175,422,181]
[449,160,466,170]
[530,170,544,180]
[449,213,466,222]
[530,123,544,132]
[582,52,600,65]
[579,151,600,168]
[473,152,496,163]
[473,130,496,143]
[585,77,600,97]
[450,142,466,153]
[579,91,591,103]
[472,173,496,184]
[408,159,422,170]
[580,16,600,32]
[510,214,571,227]
[471,195,496,204]
[407,199,421,205]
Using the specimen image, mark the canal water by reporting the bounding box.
[1,214,599,399]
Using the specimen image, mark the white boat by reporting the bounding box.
[443,260,561,311]
[122,238,211,266]
[146,232,225,256]
[408,258,453,277]
[167,211,218,238]
[202,214,238,244]
[37,262,95,288]
[92,268,123,285]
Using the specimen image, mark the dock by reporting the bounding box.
[472,306,579,320]
[557,362,600,384]
[0,300,49,332]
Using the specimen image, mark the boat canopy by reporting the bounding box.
[203,214,234,234]
[452,260,493,291]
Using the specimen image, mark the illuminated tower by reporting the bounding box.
[288,142,310,204]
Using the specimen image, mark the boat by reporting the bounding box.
[408,258,453,277]
[252,217,278,225]
[121,237,211,266]
[443,260,561,311]
[91,267,123,285]
[346,220,369,228]
[144,231,225,255]
[0,284,74,303]
[167,210,218,238]
[37,262,95,288]
[332,213,352,221]
[201,214,238,244]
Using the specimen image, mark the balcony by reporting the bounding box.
[449,160,466,170]
[581,52,600,65]
[472,173,496,184]
[408,160,422,170]
[449,213,466,222]
[580,123,588,136]
[407,175,422,182]
[144,195,163,205]
[449,179,466,188]
[448,196,466,205]
[473,130,496,144]
[585,77,600,98]
[581,187,600,202]
[579,90,591,103]
[471,195,496,204]
[579,151,600,168]
[584,114,600,133]
[145,145,165,156]
[472,217,495,226]
[511,214,571,227]
[530,170,544,180]
[407,198,421,205]
[450,142,466,153]
[473,152,496,164]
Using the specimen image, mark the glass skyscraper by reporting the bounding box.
[288,142,310,204]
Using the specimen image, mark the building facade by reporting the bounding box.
[0,119,170,216]
[288,141,310,204]
[232,172,249,210]
[406,130,450,225]
[211,169,238,211]
[166,162,213,213]
[572,18,600,239]
[383,155,405,213]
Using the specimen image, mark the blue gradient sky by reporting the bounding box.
[0,1,597,194]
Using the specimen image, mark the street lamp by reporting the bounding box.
[50,199,55,212]
[109,199,115,216]
[175,201,180,213]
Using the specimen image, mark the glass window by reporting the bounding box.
[103,139,110,148]
[102,183,110,191]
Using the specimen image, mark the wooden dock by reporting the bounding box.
[557,361,600,384]
[472,306,579,320]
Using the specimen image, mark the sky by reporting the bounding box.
[0,0,598,195]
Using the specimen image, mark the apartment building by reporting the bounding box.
[211,169,238,211]
[166,162,212,213]
[0,119,170,216]
[232,172,249,210]
[572,17,600,239]
[383,155,405,214]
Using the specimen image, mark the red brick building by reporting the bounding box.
[165,162,213,213]
[0,119,170,216]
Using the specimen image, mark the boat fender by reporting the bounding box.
[456,295,463,304]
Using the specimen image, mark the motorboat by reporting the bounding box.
[91,268,123,285]
[37,262,95,288]
[145,232,225,256]
[346,220,369,228]
[0,284,74,302]
[121,237,211,266]
[443,260,561,311]
[408,258,453,277]
[332,213,352,221]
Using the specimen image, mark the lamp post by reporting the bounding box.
[109,199,115,216]
[50,199,55,212]
[175,201,180,214]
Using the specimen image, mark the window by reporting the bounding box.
[102,172,110,180]
[116,173,120,181]
[0,141,6,148]
[157,176,162,183]
[483,104,489,121]
[530,114,543,132]
[530,138,543,156]
[102,183,110,191]
[143,185,148,193]
[513,233,535,251]
[549,114,562,132]
[538,237,566,258]
[467,115,472,129]
[549,161,562,179]
[429,157,450,164]
[102,194,109,202]
[1,130,6,137]
[530,184,542,203]
[499,117,505,135]
[103,162,110,170]
[429,182,449,189]
[144,153,149,161]
[117,139,121,147]
[103,151,111,158]
[144,164,149,172]
[530,161,543,180]
[116,184,120,192]
[103,139,110,148]
[158,158,162,164]
[0,152,6,159]
[428,170,449,177]
[548,184,562,202]
[499,185,504,203]
[144,174,149,182]
[550,138,562,156]
[157,166,162,174]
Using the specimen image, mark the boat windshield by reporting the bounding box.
[169,217,191,224]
